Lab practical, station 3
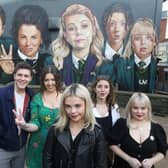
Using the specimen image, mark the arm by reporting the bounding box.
[142,123,167,168]
[142,153,164,168]
[110,145,142,168]
[43,126,56,168]
[13,94,42,132]
[13,109,38,132]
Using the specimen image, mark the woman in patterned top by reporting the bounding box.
[14,65,63,168]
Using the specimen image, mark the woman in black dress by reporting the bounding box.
[109,92,167,168]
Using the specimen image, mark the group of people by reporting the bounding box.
[0,2,167,168]
[0,2,160,93]
[0,62,167,168]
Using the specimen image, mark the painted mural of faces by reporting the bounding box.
[131,19,156,60]
[103,2,133,46]
[63,14,93,51]
[62,4,96,52]
[106,12,127,46]
[18,24,42,57]
[12,5,49,57]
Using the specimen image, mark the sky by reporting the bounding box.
[162,1,168,11]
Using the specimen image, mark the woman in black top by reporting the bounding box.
[43,84,107,168]
[109,92,167,168]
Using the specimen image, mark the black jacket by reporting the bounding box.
[43,124,107,168]
[0,83,34,151]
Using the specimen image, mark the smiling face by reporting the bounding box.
[106,12,127,46]
[18,24,42,57]
[14,68,32,91]
[94,80,110,101]
[64,96,85,124]
[43,73,56,93]
[130,102,149,121]
[63,14,93,51]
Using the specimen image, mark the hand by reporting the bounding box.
[13,108,26,127]
[128,157,142,168]
[0,44,14,74]
[142,159,153,168]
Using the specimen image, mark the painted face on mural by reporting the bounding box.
[18,24,42,58]
[63,14,93,51]
[132,33,156,60]
[106,12,127,46]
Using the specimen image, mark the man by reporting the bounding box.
[0,62,34,168]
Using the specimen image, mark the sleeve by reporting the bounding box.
[154,123,168,156]
[94,126,107,168]
[108,118,127,145]
[111,104,120,126]
[43,126,56,168]
[29,94,41,128]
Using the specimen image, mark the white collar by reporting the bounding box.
[104,41,123,61]
[72,53,87,69]
[134,54,151,68]
[17,49,39,61]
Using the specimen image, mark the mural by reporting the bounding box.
[0,0,167,93]
[0,4,52,85]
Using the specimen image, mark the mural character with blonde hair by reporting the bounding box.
[51,3,104,86]
[112,18,158,93]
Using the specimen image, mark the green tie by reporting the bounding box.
[138,61,146,69]
[75,59,85,82]
[78,59,85,73]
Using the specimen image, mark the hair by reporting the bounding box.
[123,17,158,58]
[11,5,50,46]
[52,3,104,70]
[40,65,63,93]
[125,92,152,127]
[14,61,33,76]
[0,6,5,25]
[91,75,116,106]
[102,2,133,38]
[54,83,96,131]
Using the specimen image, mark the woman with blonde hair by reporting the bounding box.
[43,83,107,168]
[109,92,167,168]
[112,18,158,93]
[51,3,104,86]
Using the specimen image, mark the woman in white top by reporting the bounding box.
[91,75,120,167]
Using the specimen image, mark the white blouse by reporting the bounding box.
[93,103,120,126]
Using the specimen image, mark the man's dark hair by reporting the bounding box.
[14,62,33,76]
[11,5,50,46]
[0,6,6,25]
